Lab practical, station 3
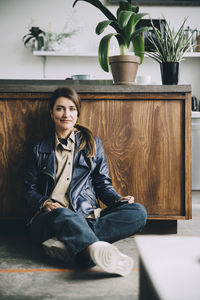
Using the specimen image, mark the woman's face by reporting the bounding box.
[50,97,78,137]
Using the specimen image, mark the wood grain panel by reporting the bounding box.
[0,95,51,218]
[79,98,185,217]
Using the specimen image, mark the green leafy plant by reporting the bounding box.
[46,31,76,44]
[23,26,45,49]
[45,30,77,51]
[73,0,150,72]
[146,18,194,63]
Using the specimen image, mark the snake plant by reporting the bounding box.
[146,18,194,63]
[73,0,150,72]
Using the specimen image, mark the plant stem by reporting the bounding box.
[120,44,128,55]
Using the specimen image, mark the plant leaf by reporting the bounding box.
[23,34,32,41]
[29,27,45,38]
[73,0,117,22]
[125,13,135,47]
[98,33,118,72]
[132,26,151,39]
[73,0,122,33]
[96,20,113,35]
[134,13,149,27]
[38,36,44,49]
[145,51,162,63]
[132,34,144,63]
[132,6,139,13]
[119,1,132,11]
[118,10,133,30]
[23,36,34,46]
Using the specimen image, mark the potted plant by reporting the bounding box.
[146,18,194,85]
[23,26,45,50]
[73,0,150,84]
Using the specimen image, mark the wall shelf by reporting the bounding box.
[183,52,200,58]
[33,50,200,58]
[33,51,98,57]
[192,111,200,118]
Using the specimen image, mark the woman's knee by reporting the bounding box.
[133,202,147,228]
[133,202,147,216]
[126,202,147,228]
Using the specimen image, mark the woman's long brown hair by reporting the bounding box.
[49,87,96,158]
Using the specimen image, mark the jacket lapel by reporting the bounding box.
[39,135,56,181]
[69,132,92,199]
[73,131,92,170]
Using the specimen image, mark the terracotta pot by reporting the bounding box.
[109,55,140,85]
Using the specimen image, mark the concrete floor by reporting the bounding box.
[0,191,199,300]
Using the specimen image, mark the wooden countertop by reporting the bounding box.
[0,79,191,94]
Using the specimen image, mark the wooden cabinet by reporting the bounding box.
[0,81,192,232]
[79,92,191,221]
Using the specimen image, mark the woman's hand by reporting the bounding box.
[43,200,63,212]
[118,195,135,204]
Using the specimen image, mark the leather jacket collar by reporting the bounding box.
[38,131,91,182]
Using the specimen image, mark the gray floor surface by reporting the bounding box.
[0,191,199,300]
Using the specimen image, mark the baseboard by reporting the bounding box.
[0,219,177,235]
[140,220,177,234]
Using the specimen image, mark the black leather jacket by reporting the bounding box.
[23,131,121,218]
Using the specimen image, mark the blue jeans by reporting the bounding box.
[31,202,147,264]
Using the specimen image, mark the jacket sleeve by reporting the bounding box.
[23,144,49,214]
[92,137,121,206]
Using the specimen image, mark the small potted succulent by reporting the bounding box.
[23,26,45,50]
[73,0,150,84]
[146,17,194,85]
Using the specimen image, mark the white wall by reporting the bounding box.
[0,0,200,97]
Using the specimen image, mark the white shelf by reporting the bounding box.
[183,52,200,58]
[33,50,98,57]
[192,112,200,118]
[33,50,200,58]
